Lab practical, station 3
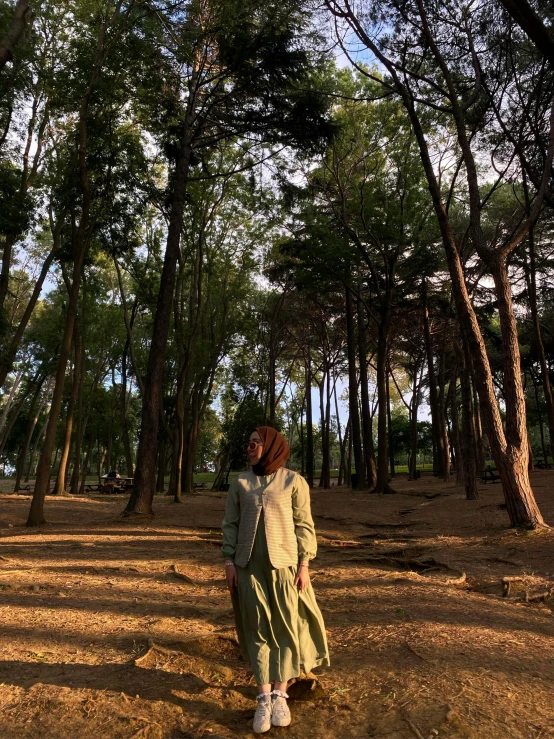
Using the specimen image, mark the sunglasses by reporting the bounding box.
[243,441,263,452]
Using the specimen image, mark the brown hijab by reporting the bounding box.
[252,426,290,476]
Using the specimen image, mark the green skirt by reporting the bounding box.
[231,512,330,685]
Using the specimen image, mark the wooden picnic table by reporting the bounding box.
[85,476,135,494]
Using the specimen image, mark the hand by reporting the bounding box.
[294,564,310,593]
[225,563,238,593]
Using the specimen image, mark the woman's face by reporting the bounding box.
[248,431,264,466]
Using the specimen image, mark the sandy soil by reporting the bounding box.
[0,471,553,739]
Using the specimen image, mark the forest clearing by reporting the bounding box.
[2,1,554,737]
[1,474,554,739]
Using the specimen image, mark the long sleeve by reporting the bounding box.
[292,474,317,563]
[221,479,240,560]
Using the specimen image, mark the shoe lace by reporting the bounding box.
[271,690,289,716]
[255,694,272,715]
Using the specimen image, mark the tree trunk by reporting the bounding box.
[13,377,45,491]
[375,317,394,494]
[357,293,376,488]
[299,392,305,477]
[120,342,134,478]
[458,343,479,500]
[527,226,554,461]
[26,409,50,482]
[69,323,85,496]
[79,435,94,496]
[333,378,345,486]
[471,379,486,472]
[52,325,81,496]
[0,379,33,457]
[318,369,331,488]
[497,0,554,67]
[182,395,201,495]
[268,342,277,427]
[305,354,314,488]
[422,282,449,480]
[0,0,32,71]
[0,366,24,435]
[345,285,366,489]
[26,236,87,523]
[485,253,544,526]
[156,439,166,493]
[448,363,464,486]
[386,360,395,478]
[527,430,535,472]
[0,246,56,390]
[346,417,353,486]
[124,98,197,516]
[324,365,332,486]
[531,370,549,466]
[408,366,421,481]
[25,3,119,525]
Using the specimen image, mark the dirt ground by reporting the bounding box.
[1,472,553,739]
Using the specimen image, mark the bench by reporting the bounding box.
[193,482,207,490]
[536,460,552,470]
[481,468,500,484]
[85,483,102,492]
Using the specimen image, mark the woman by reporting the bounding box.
[222,426,330,734]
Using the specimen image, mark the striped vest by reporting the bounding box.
[234,468,299,569]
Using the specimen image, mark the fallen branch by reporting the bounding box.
[404,641,433,663]
[402,712,425,739]
[524,589,553,603]
[135,639,179,666]
[170,564,197,584]
[129,722,163,739]
[501,576,524,597]
[445,572,467,586]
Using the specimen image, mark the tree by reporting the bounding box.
[324,0,550,528]
[124,0,333,516]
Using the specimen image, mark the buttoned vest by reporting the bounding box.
[234,467,299,569]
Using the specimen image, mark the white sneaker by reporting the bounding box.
[271,690,291,727]
[253,693,273,733]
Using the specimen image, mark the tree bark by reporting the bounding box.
[497,0,554,67]
[120,341,134,477]
[124,82,198,516]
[456,342,479,499]
[14,376,48,491]
[357,293,376,489]
[305,354,314,488]
[531,369,549,466]
[333,377,345,486]
[168,364,186,502]
[26,3,124,526]
[408,363,422,481]
[345,285,366,489]
[0,246,56,390]
[526,227,554,461]
[0,376,35,457]
[0,0,32,72]
[318,367,331,488]
[69,324,85,497]
[0,366,24,435]
[79,435,94,496]
[375,316,394,494]
[156,438,166,493]
[447,362,463,486]
[422,282,449,480]
[386,359,395,478]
